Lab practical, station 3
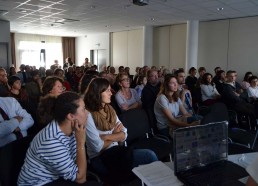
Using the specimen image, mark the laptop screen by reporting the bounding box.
[173,121,228,173]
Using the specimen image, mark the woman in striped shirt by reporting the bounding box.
[18,92,88,186]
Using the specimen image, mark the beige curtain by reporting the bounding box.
[10,32,16,67]
[62,37,75,65]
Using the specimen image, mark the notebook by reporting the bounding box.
[173,121,248,186]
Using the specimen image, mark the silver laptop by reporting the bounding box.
[173,121,248,186]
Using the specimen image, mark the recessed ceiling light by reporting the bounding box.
[20,10,27,13]
[217,7,224,11]
[90,5,96,9]
[105,25,111,27]
[150,18,155,21]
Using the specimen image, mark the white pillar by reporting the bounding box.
[143,26,153,67]
[186,20,199,71]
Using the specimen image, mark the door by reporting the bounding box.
[91,49,107,71]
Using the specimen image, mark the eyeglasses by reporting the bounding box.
[121,78,130,82]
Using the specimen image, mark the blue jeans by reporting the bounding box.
[91,148,158,177]
[132,149,158,167]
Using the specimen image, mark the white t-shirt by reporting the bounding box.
[247,86,258,98]
[154,94,182,130]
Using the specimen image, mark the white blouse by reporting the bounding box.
[200,84,220,101]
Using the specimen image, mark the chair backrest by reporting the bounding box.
[145,107,159,135]
[201,102,229,125]
[119,108,150,144]
[110,95,121,116]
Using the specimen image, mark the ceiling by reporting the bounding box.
[1,0,258,37]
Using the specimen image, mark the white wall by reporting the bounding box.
[76,33,110,66]
[170,24,186,70]
[198,16,258,81]
[227,16,258,80]
[0,20,11,68]
[111,29,143,75]
[198,20,229,74]
[153,24,186,70]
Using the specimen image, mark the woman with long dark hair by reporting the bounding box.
[154,75,200,137]
[200,73,221,106]
[84,78,157,183]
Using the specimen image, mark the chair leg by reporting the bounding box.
[251,127,258,149]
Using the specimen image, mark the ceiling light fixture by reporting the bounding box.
[90,5,96,9]
[217,7,224,11]
[0,9,8,15]
[19,10,27,13]
[150,18,155,21]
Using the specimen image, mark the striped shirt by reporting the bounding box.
[18,120,78,186]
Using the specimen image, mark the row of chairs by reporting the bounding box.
[197,103,258,152]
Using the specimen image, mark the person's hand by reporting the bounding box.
[14,127,21,132]
[191,120,200,126]
[113,123,124,134]
[14,116,23,123]
[233,91,240,97]
[73,119,86,146]
[121,103,129,111]
[182,84,188,89]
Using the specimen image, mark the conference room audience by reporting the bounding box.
[154,75,200,138]
[0,97,34,147]
[115,72,141,112]
[84,78,158,182]
[200,73,221,106]
[18,92,88,185]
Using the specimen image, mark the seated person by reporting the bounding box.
[0,68,10,97]
[214,70,226,95]
[0,97,34,147]
[185,67,197,94]
[18,92,88,185]
[241,71,253,90]
[246,156,258,186]
[174,69,194,113]
[8,76,29,110]
[134,75,147,98]
[54,68,71,91]
[200,73,221,106]
[42,76,65,97]
[221,70,257,130]
[154,75,200,138]
[84,78,158,181]
[247,76,258,102]
[141,69,161,110]
[115,72,141,112]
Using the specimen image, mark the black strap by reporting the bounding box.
[0,107,23,140]
[0,107,9,120]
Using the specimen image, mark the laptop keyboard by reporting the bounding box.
[178,161,247,186]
